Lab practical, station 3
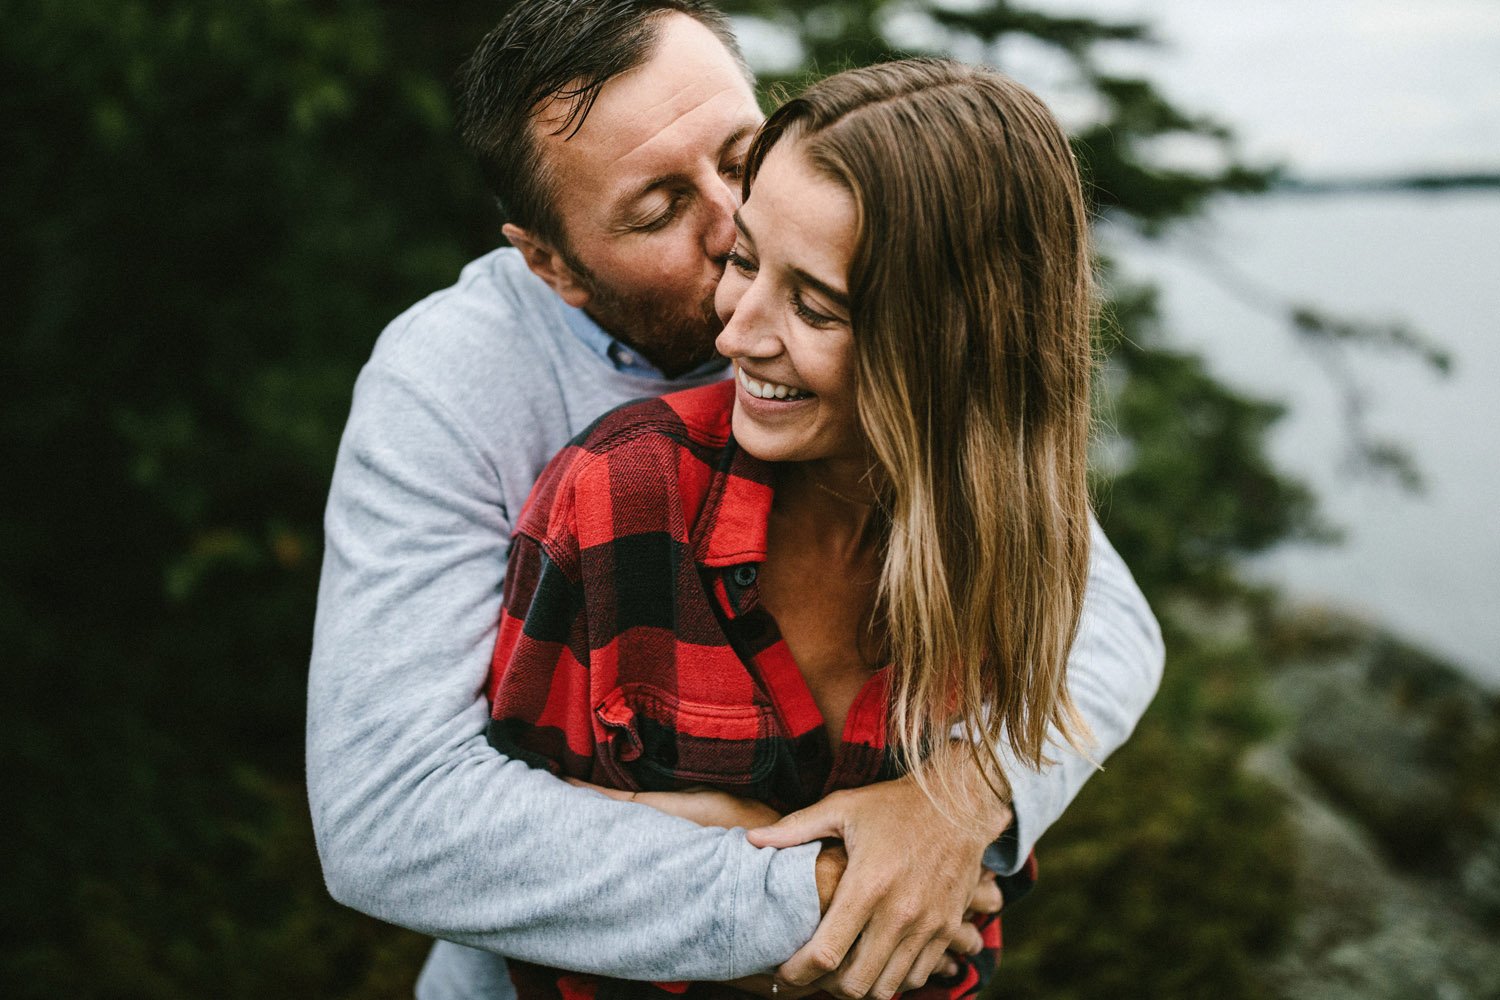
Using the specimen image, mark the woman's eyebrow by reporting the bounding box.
[732,211,756,246]
[734,211,849,310]
[792,267,850,312]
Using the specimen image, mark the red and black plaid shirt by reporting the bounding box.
[488,380,1034,1000]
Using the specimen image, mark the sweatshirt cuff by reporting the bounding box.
[728,840,822,976]
[982,818,1022,876]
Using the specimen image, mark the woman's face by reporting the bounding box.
[713,140,863,465]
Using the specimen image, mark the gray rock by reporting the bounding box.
[1270,636,1500,881]
[1245,739,1500,1000]
[1250,624,1500,998]
[1459,824,1500,920]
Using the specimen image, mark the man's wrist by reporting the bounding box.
[813,843,848,914]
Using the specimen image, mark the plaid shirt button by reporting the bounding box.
[732,565,757,587]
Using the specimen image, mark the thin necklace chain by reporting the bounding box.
[812,479,875,507]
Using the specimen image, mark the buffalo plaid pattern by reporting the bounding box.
[488,380,1035,1000]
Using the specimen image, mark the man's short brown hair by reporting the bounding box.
[456,0,750,248]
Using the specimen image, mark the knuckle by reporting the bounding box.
[835,972,875,1000]
[888,907,917,929]
[912,917,940,940]
[890,898,924,926]
[806,945,843,976]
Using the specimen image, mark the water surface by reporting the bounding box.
[1107,190,1500,687]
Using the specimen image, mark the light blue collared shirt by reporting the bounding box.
[561,303,726,381]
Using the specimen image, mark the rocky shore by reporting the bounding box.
[1248,629,1500,999]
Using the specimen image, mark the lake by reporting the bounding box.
[1105,189,1500,688]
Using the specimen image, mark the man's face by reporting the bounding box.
[531,14,762,376]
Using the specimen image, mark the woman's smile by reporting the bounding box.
[736,363,814,401]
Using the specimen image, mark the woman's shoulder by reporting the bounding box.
[513,380,739,557]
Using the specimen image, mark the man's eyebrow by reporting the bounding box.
[718,122,757,162]
[613,123,760,223]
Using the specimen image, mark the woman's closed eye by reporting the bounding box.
[725,246,758,275]
[791,290,841,328]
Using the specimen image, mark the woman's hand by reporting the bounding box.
[744,751,1012,1000]
[721,973,823,1000]
[564,778,783,830]
[724,877,994,998]
[566,774,1002,994]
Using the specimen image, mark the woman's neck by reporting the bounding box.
[772,460,883,564]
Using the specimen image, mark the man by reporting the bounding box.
[306,3,1165,999]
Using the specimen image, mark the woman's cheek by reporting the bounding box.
[714,269,746,325]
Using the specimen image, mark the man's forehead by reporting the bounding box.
[548,84,755,159]
[531,14,759,187]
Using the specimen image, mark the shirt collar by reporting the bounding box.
[672,383,774,568]
[561,303,726,381]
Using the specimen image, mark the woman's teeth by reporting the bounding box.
[738,366,811,400]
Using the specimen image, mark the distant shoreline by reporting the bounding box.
[1273,171,1500,196]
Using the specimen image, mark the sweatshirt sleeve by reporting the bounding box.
[306,361,820,978]
[985,515,1166,876]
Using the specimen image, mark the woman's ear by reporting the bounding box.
[502,223,592,309]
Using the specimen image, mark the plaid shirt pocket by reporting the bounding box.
[593,682,783,796]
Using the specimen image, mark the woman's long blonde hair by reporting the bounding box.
[743,59,1095,805]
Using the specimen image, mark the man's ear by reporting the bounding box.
[502,223,591,309]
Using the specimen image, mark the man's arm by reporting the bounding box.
[306,360,821,979]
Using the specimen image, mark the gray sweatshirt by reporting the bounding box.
[306,248,1165,1000]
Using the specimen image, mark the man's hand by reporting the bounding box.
[746,754,1012,1000]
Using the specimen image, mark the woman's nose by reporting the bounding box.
[714,281,780,360]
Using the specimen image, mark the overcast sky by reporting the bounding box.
[1075,0,1500,175]
[736,0,1500,177]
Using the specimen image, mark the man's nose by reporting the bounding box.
[704,176,739,259]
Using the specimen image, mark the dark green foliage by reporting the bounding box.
[3,0,488,993]
[5,0,1310,995]
[995,626,1293,1000]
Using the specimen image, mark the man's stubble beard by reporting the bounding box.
[562,247,724,378]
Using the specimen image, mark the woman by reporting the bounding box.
[486,58,1094,1000]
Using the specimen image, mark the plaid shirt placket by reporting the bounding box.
[487,382,1025,1000]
